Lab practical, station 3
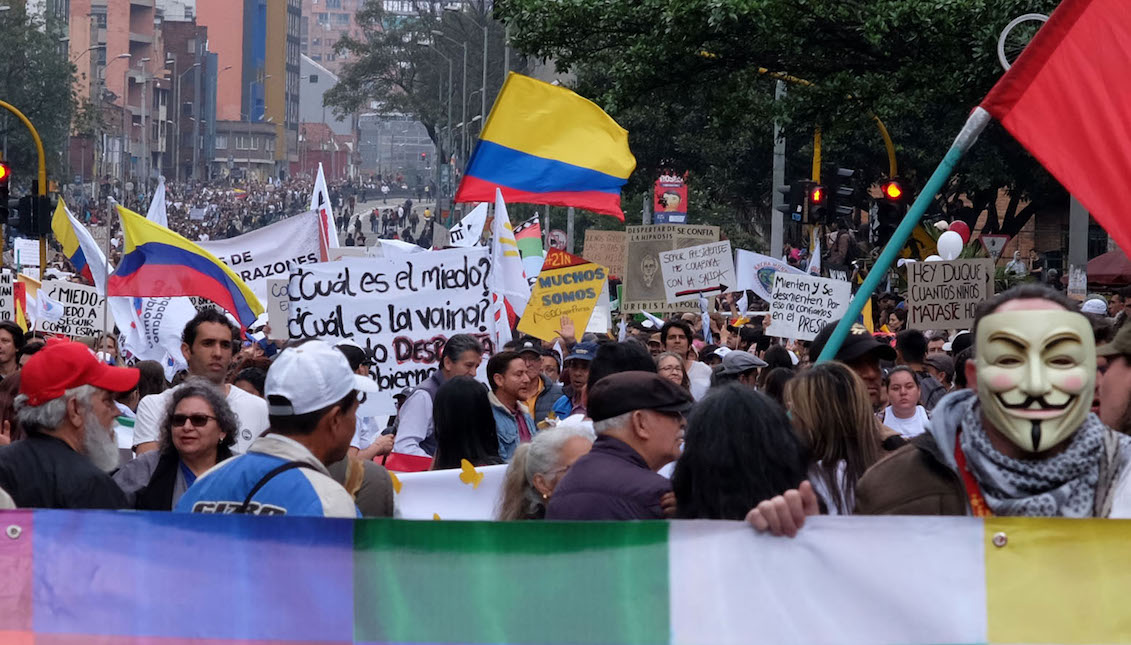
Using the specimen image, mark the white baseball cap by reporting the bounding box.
[1081,298,1108,316]
[265,340,380,415]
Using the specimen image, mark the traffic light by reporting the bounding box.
[775,182,805,222]
[881,177,905,201]
[14,181,52,237]
[0,161,9,229]
[827,167,859,223]
[804,181,825,224]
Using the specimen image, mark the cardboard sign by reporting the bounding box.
[765,273,852,341]
[265,278,290,339]
[906,259,994,330]
[199,210,322,305]
[517,249,608,342]
[0,271,12,321]
[582,230,626,278]
[657,241,735,303]
[1067,265,1087,302]
[286,247,495,415]
[654,173,688,224]
[37,280,111,337]
[622,224,719,312]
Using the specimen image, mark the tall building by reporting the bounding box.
[299,0,363,75]
[163,20,215,180]
[198,0,299,181]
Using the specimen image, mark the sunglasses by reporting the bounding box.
[171,413,217,428]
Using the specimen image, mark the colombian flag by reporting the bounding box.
[454,73,636,220]
[109,205,264,328]
[50,201,94,282]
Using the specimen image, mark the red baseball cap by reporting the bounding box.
[20,339,140,406]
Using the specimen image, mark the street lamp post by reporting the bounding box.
[432,31,468,164]
[172,62,200,181]
[247,73,272,181]
[209,65,233,180]
[138,57,151,190]
[421,43,452,212]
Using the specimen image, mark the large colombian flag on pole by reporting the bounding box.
[980,0,1131,256]
[454,72,636,221]
[109,205,264,328]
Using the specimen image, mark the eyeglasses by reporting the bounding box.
[171,413,217,428]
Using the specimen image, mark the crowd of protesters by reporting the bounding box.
[0,276,1129,526]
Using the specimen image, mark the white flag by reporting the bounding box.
[310,163,339,259]
[490,189,530,318]
[808,227,822,276]
[146,176,168,228]
[35,289,64,323]
[448,203,488,248]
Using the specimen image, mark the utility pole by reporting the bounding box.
[191,50,201,181]
[1068,196,1088,298]
[461,42,467,163]
[481,22,488,133]
[566,206,575,254]
[770,80,786,259]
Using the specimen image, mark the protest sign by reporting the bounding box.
[37,279,111,337]
[586,281,612,333]
[0,271,11,320]
[14,237,39,268]
[734,249,804,303]
[1067,265,1087,301]
[906,259,994,330]
[657,241,735,303]
[622,224,719,312]
[199,210,321,304]
[265,278,290,338]
[517,249,607,342]
[286,246,495,415]
[766,273,852,341]
[582,229,626,278]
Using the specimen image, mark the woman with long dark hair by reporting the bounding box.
[672,384,807,519]
[114,379,238,510]
[431,376,504,470]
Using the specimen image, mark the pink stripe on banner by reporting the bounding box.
[33,637,349,645]
[0,510,33,632]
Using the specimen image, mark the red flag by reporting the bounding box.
[980,0,1131,256]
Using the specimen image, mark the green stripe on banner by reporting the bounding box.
[354,519,670,644]
[516,236,543,259]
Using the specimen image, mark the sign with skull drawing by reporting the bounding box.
[622,224,720,312]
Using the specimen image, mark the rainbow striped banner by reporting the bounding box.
[1,511,1129,643]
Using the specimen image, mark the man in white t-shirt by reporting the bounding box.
[133,310,269,454]
[335,343,394,461]
[661,320,711,400]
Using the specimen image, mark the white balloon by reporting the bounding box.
[936,230,964,260]
[925,254,943,262]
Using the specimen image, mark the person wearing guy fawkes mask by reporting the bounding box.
[854,285,1131,517]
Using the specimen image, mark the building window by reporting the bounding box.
[316,12,329,25]
[215,135,227,149]
[326,0,341,7]
[92,7,107,27]
[312,55,322,61]
[308,73,319,84]
[266,138,276,152]
[331,12,349,25]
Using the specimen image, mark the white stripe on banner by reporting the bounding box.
[393,464,507,520]
[668,516,987,645]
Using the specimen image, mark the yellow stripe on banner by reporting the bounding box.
[500,238,518,247]
[986,517,1131,644]
[481,73,636,180]
[504,251,521,258]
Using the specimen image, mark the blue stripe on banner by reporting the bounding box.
[32,510,354,641]
[466,140,626,195]
[115,242,256,324]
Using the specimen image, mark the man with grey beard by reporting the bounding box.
[0,340,138,508]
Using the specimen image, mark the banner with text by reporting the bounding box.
[37,280,111,337]
[906,259,994,330]
[622,225,719,312]
[582,230,626,279]
[287,247,495,415]
[0,271,11,321]
[766,273,851,341]
[200,210,322,305]
[517,249,607,342]
[658,241,735,304]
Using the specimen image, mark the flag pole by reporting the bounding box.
[103,199,114,334]
[815,107,993,363]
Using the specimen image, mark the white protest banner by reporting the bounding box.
[657,240,735,303]
[447,202,488,247]
[906,259,994,330]
[37,279,112,337]
[199,210,321,304]
[265,278,290,339]
[766,273,852,341]
[586,281,612,334]
[14,238,39,268]
[0,271,12,320]
[393,464,506,520]
[734,249,804,302]
[287,246,495,415]
[189,208,207,221]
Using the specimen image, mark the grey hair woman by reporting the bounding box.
[497,423,595,520]
[113,378,238,510]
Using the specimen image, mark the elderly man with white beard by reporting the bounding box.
[0,340,139,509]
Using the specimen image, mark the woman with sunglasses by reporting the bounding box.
[114,379,238,510]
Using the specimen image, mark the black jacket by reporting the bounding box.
[546,435,670,520]
[0,432,127,509]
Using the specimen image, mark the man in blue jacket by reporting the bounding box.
[487,350,535,461]
[176,340,378,517]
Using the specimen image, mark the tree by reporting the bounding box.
[325,0,527,165]
[498,0,1065,243]
[0,9,77,187]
